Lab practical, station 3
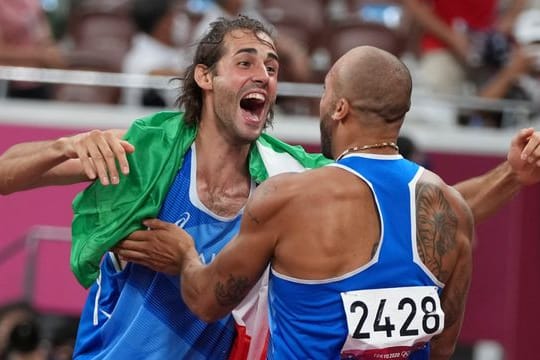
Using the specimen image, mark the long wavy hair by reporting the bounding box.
[175,15,276,128]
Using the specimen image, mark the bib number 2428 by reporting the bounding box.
[341,286,444,350]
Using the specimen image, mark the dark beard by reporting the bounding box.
[320,113,333,159]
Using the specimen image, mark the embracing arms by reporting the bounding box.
[0,129,131,194]
[117,177,283,322]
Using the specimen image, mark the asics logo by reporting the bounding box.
[175,212,191,228]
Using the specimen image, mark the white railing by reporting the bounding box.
[0,66,538,155]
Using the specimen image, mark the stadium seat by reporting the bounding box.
[54,5,135,104]
[325,0,412,62]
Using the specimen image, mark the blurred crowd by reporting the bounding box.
[0,302,78,360]
[1,0,540,126]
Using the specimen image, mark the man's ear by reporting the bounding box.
[194,64,212,90]
[332,98,350,122]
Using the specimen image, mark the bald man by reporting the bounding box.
[128,46,473,359]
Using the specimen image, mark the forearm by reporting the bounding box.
[403,0,458,49]
[453,161,521,223]
[430,313,464,360]
[0,138,82,195]
[180,248,232,323]
[479,66,520,99]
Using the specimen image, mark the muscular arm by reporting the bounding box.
[118,178,283,322]
[0,129,131,195]
[430,225,472,359]
[416,178,474,359]
[453,128,540,223]
[183,180,282,322]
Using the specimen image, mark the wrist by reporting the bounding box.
[502,160,525,191]
[179,245,200,274]
[53,137,73,160]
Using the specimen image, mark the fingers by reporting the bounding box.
[113,246,151,267]
[87,138,114,185]
[112,221,185,274]
[142,218,171,230]
[519,129,540,164]
[76,142,96,181]
[116,236,146,249]
[71,129,133,185]
[113,235,153,263]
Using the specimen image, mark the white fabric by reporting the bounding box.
[231,143,309,360]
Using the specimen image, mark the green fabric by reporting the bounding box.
[71,111,331,288]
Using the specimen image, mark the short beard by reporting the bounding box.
[320,112,333,159]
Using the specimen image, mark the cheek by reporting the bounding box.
[267,78,278,98]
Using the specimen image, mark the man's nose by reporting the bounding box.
[251,64,270,85]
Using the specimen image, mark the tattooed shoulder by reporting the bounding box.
[415,182,458,282]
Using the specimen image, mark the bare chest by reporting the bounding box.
[197,182,250,218]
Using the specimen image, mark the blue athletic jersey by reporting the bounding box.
[268,153,444,360]
[74,146,247,359]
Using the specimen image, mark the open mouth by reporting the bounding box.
[240,92,266,123]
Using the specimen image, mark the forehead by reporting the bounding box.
[222,29,277,57]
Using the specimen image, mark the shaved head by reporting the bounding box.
[331,46,412,122]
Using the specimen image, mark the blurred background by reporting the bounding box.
[0,0,539,359]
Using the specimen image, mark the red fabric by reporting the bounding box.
[227,324,270,360]
[228,324,251,360]
[421,0,497,52]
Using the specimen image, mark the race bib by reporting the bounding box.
[340,286,444,358]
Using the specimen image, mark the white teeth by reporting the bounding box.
[244,93,265,101]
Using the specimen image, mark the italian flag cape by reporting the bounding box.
[71,111,331,359]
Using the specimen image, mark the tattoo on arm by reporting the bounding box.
[416,183,458,281]
[214,274,252,307]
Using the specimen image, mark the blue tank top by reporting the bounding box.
[268,153,444,360]
[74,146,247,359]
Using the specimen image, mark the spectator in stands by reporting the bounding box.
[404,0,526,95]
[473,8,540,126]
[192,0,312,83]
[0,0,66,99]
[121,0,192,107]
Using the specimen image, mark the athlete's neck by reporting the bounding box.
[193,135,252,217]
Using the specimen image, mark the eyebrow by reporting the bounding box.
[234,48,279,62]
